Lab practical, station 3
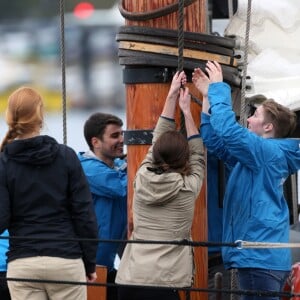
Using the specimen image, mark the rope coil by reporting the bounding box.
[118,0,197,21]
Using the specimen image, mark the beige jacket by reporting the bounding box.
[116,117,205,288]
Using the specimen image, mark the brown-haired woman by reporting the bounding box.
[116,71,205,300]
[0,86,98,300]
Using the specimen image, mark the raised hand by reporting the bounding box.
[179,87,199,137]
[205,61,223,83]
[179,86,191,115]
[192,67,210,97]
[168,71,187,98]
[162,71,187,119]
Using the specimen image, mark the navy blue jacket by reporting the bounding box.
[0,135,98,275]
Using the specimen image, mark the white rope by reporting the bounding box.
[239,0,252,127]
[236,240,300,249]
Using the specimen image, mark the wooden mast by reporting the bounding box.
[123,1,208,300]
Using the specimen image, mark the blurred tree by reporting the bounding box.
[0,0,118,20]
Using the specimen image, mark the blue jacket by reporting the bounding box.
[0,230,9,272]
[78,151,127,271]
[201,82,300,271]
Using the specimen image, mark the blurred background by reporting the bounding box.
[0,0,234,151]
[0,0,125,151]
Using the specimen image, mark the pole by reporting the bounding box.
[122,1,207,300]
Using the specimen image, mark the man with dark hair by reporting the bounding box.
[78,112,127,300]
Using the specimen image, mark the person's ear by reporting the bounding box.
[264,122,274,133]
[91,136,101,149]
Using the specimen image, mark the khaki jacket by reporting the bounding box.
[116,117,205,287]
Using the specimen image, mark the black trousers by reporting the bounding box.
[118,285,180,300]
[107,269,119,300]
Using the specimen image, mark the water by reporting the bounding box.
[0,108,126,153]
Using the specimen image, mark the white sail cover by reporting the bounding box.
[224,0,300,109]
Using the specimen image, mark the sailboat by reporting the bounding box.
[112,1,300,300]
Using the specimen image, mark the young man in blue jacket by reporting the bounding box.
[193,61,300,300]
[79,112,127,300]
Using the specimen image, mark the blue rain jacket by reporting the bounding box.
[0,230,8,271]
[78,151,127,271]
[201,82,300,271]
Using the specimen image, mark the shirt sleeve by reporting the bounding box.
[86,162,127,198]
[184,135,206,196]
[207,82,268,172]
[200,112,237,170]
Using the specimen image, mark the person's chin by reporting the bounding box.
[116,152,126,159]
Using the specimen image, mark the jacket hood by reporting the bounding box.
[278,138,300,174]
[78,150,127,171]
[78,150,98,162]
[135,165,183,205]
[3,135,59,165]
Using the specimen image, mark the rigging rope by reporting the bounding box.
[177,0,184,73]
[239,0,252,127]
[3,277,296,299]
[177,0,187,137]
[3,234,300,249]
[59,0,67,145]
[176,0,203,137]
[236,240,300,249]
[232,3,252,298]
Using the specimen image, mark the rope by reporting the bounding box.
[118,0,197,21]
[2,277,297,298]
[5,235,300,250]
[59,0,67,145]
[177,0,187,137]
[232,3,251,298]
[175,1,203,112]
[0,235,237,248]
[177,0,184,73]
[239,0,252,127]
[236,240,300,249]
